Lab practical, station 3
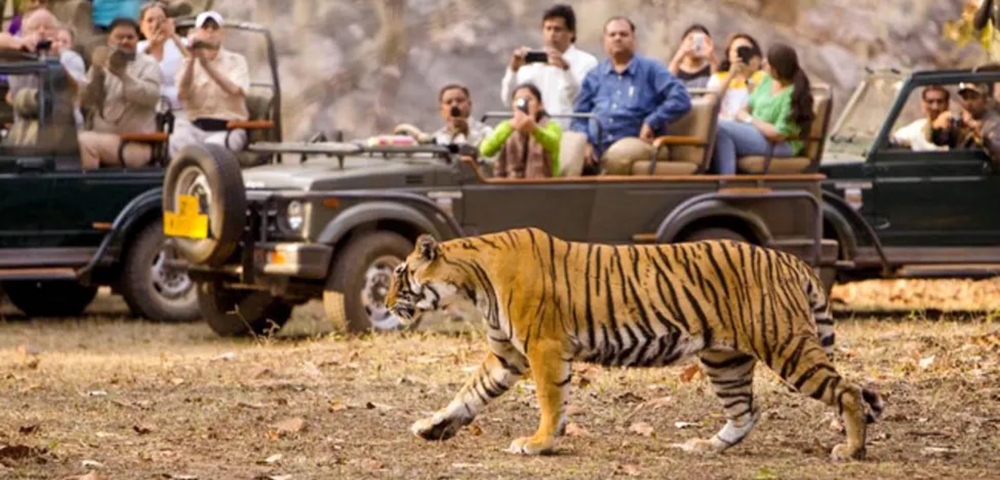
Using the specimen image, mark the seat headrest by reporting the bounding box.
[13,88,39,119]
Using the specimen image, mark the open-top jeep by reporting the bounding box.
[819,66,1000,289]
[0,18,281,320]
[162,84,841,337]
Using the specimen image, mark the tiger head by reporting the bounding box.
[386,234,473,326]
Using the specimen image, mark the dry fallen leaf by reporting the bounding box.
[564,422,591,437]
[259,453,282,465]
[919,355,936,369]
[133,424,155,435]
[328,401,348,412]
[680,363,703,383]
[629,421,655,437]
[270,417,307,435]
[466,423,484,436]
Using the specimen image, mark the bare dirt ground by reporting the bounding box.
[1,279,999,480]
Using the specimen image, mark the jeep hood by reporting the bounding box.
[241,156,449,191]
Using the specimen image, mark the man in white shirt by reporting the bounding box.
[499,4,598,130]
[891,85,955,151]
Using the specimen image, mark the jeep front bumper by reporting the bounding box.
[252,242,332,279]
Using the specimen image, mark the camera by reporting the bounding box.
[524,50,548,64]
[515,97,529,113]
[736,45,754,64]
[36,39,52,52]
[449,106,461,117]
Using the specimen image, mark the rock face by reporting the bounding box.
[211,0,979,141]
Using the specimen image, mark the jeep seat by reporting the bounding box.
[228,92,276,167]
[5,88,40,146]
[632,91,719,175]
[558,130,588,177]
[736,84,832,174]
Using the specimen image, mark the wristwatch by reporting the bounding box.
[741,115,753,124]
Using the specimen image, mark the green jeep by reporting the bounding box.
[820,67,1000,287]
[0,19,282,320]
[161,84,841,337]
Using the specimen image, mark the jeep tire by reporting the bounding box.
[196,279,293,337]
[323,231,414,334]
[120,218,201,323]
[2,280,98,317]
[162,143,246,267]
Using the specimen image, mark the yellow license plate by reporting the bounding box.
[163,194,209,239]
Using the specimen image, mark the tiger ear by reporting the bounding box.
[416,234,439,261]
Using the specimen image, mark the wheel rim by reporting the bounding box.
[150,242,194,301]
[360,254,405,331]
[174,166,213,217]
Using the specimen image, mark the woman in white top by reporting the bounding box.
[137,1,189,112]
[706,33,765,120]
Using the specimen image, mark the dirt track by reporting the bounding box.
[1,281,999,479]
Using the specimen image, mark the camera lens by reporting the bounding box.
[450,106,460,117]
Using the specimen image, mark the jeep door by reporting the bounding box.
[867,82,1000,248]
[459,179,597,241]
[0,150,52,249]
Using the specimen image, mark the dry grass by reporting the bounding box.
[0,281,998,479]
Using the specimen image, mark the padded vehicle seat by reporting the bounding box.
[5,88,40,146]
[632,92,719,175]
[736,84,832,174]
[234,92,277,167]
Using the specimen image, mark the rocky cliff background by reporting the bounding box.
[209,0,981,142]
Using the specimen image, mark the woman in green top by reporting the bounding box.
[710,43,815,174]
[479,83,562,178]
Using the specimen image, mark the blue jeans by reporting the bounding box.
[712,119,794,174]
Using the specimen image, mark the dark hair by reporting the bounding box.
[542,4,577,43]
[921,85,950,102]
[438,83,470,102]
[108,17,141,36]
[510,82,548,121]
[767,43,814,137]
[681,24,710,41]
[604,16,635,33]
[718,33,761,73]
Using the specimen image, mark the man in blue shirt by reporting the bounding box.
[571,16,692,173]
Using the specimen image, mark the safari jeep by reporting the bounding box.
[162,85,841,337]
[819,66,1000,288]
[0,19,281,320]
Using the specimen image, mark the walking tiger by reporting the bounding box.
[385,227,883,460]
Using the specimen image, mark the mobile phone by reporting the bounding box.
[36,39,52,52]
[692,33,704,52]
[737,45,754,64]
[450,106,461,117]
[524,50,548,64]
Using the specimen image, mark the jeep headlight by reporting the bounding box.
[286,200,304,231]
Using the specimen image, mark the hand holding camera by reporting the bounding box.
[448,105,469,135]
[511,97,536,133]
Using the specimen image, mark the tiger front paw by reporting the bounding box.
[410,414,462,442]
[669,437,727,455]
[508,435,555,455]
[831,442,866,461]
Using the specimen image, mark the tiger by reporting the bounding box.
[385,227,884,461]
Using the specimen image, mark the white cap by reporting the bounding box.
[195,10,224,28]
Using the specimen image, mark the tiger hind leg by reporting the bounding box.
[508,339,570,455]
[671,350,759,455]
[767,334,871,461]
[411,347,526,442]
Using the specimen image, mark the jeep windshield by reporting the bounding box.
[822,68,910,163]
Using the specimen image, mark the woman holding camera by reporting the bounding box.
[706,33,766,119]
[479,83,563,178]
[138,1,189,112]
[710,43,814,175]
[668,24,716,89]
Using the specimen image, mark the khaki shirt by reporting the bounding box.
[176,47,250,122]
[80,52,162,134]
[977,108,1000,164]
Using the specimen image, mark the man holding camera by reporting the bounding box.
[170,10,251,157]
[500,4,598,130]
[890,86,959,151]
[76,17,161,170]
[432,83,493,151]
[956,82,1000,163]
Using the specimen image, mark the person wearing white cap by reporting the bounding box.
[170,10,251,156]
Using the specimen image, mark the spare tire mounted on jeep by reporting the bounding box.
[162,143,247,267]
